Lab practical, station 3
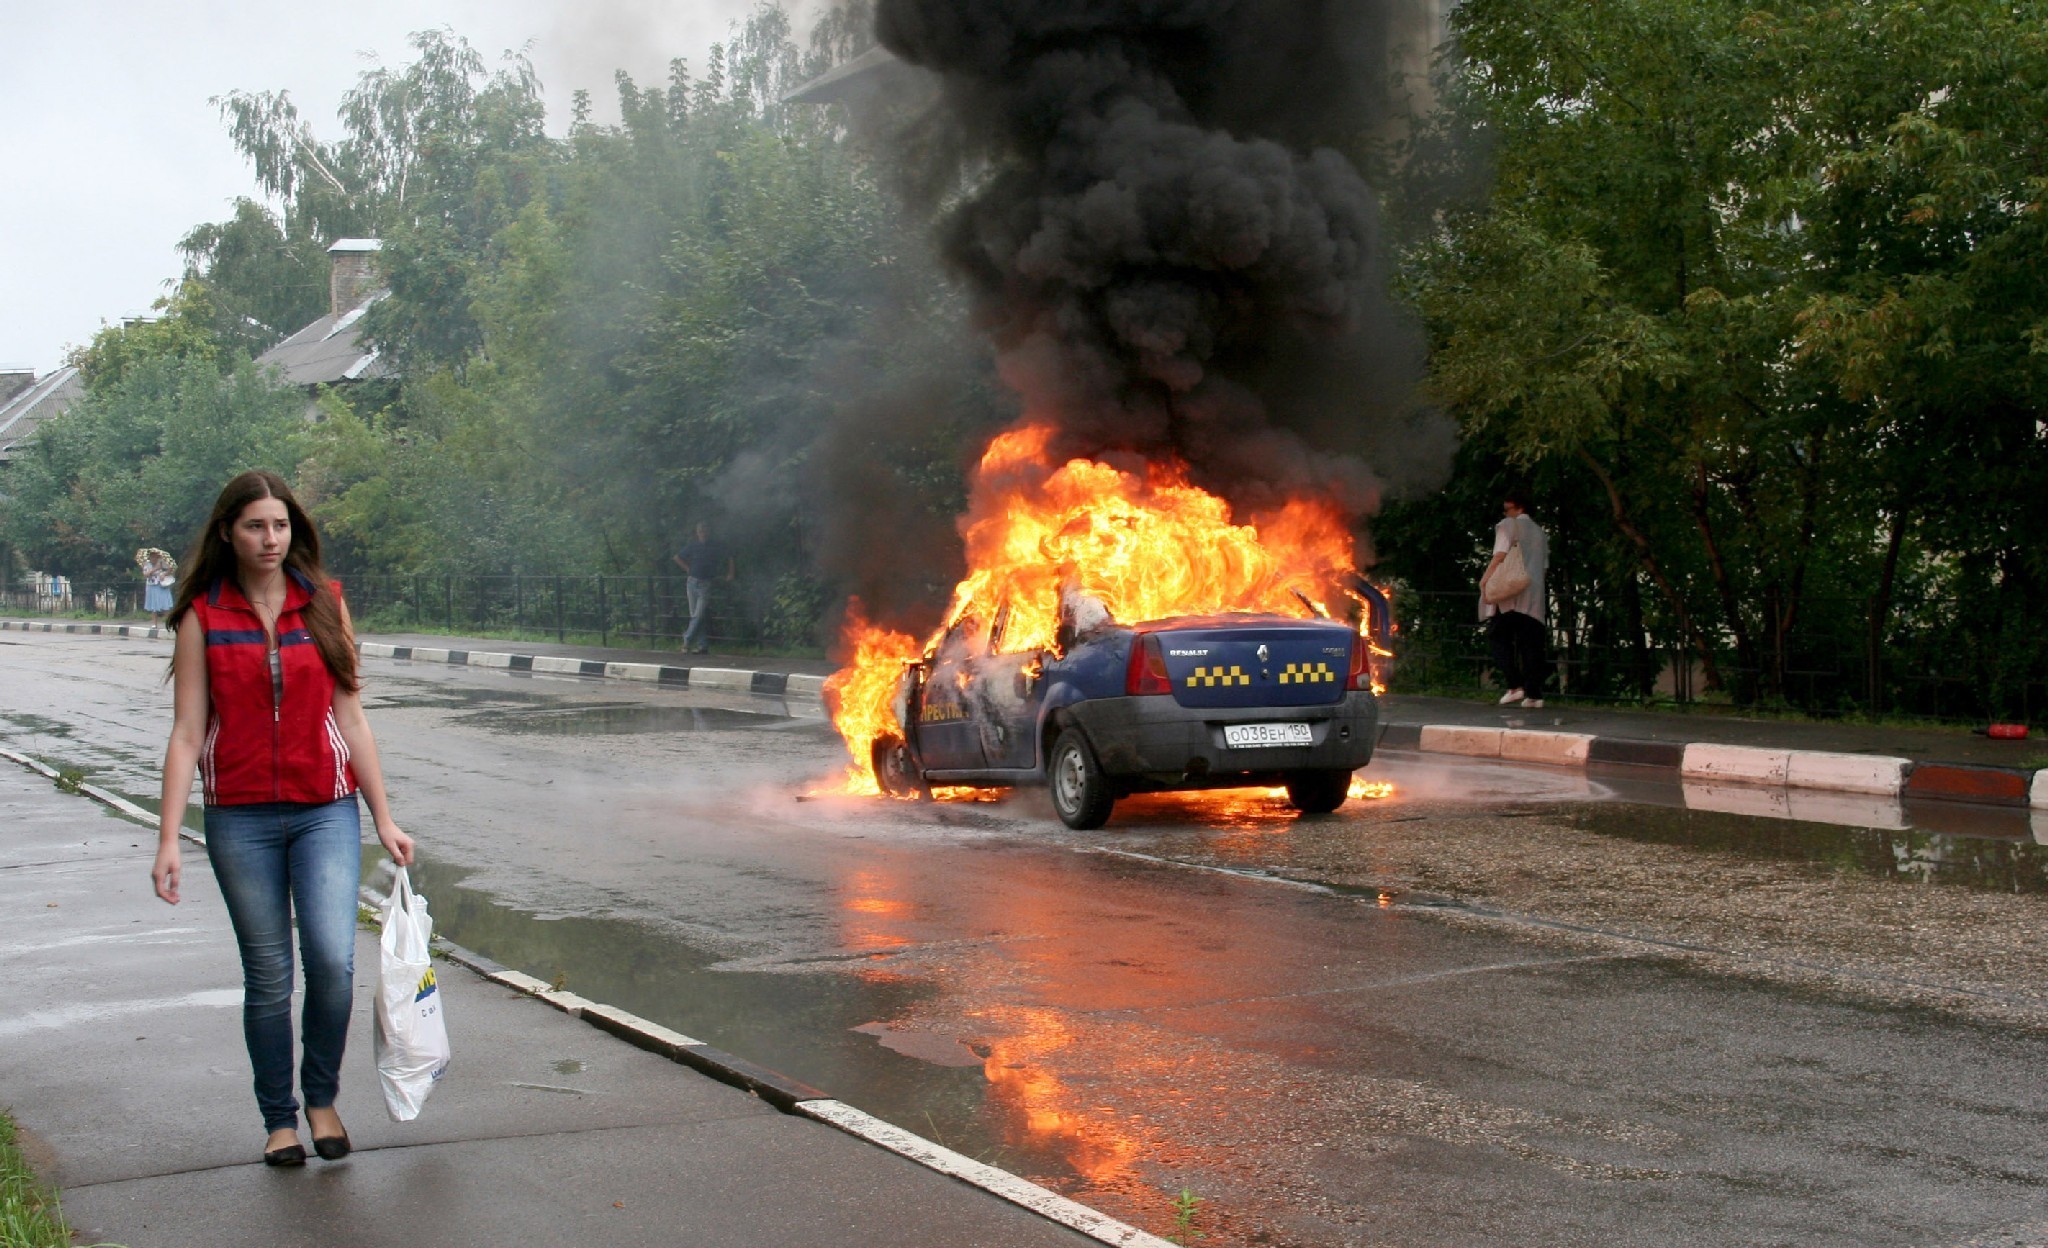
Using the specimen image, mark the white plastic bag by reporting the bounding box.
[374,867,451,1121]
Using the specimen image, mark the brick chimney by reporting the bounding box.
[327,239,383,319]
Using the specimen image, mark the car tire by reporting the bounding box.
[1048,728,1115,830]
[871,734,927,800]
[1284,769,1351,814]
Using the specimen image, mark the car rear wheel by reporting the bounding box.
[1049,728,1115,830]
[871,734,926,799]
[1284,769,1351,814]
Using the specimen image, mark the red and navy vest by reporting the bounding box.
[193,570,358,806]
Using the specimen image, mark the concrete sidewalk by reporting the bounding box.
[0,763,1141,1248]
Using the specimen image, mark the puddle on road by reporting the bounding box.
[454,704,782,736]
[363,686,561,711]
[364,850,1060,1183]
[1555,802,2048,894]
[0,711,76,739]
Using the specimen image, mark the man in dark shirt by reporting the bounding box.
[671,523,733,654]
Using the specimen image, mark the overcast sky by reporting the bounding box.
[1,0,808,375]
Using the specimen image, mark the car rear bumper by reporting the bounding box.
[1065,691,1378,785]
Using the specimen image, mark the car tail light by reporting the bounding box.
[1348,636,1374,691]
[1125,634,1172,696]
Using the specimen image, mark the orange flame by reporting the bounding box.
[824,423,1386,793]
[822,603,921,795]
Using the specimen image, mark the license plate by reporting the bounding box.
[1223,722,1313,749]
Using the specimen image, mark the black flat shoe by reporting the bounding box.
[312,1131,351,1161]
[263,1143,306,1167]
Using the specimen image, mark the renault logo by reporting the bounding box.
[1256,644,1270,663]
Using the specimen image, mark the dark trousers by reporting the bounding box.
[1488,610,1548,696]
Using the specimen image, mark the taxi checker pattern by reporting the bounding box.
[1186,665,1251,687]
[1278,661,1338,685]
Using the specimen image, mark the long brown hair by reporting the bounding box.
[167,471,359,692]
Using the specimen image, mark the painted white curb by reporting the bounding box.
[2034,771,2048,811]
[799,1100,1176,1248]
[486,969,556,995]
[409,646,453,663]
[1418,725,1503,758]
[607,661,665,681]
[0,747,205,844]
[1499,730,1596,767]
[530,655,584,675]
[1783,751,1910,796]
[535,988,600,1015]
[359,642,399,658]
[579,1002,706,1050]
[468,650,515,669]
[786,673,828,698]
[1681,743,1791,786]
[689,667,754,692]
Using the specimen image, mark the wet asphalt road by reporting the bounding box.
[5,632,2048,1247]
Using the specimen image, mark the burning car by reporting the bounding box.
[826,425,1395,829]
[868,584,1383,829]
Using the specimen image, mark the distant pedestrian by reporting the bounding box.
[150,470,414,1169]
[1479,487,1550,708]
[671,522,734,655]
[135,547,177,624]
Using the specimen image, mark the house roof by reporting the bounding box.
[254,290,391,388]
[784,46,923,105]
[0,366,83,464]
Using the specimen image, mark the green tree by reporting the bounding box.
[66,283,226,390]
[210,29,555,371]
[177,199,331,357]
[1,356,307,581]
[1390,0,2048,714]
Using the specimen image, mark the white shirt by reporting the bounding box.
[1481,514,1547,622]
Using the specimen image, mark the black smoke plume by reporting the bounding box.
[872,0,1451,520]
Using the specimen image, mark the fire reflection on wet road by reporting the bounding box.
[5,634,2048,1247]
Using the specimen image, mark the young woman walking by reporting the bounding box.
[150,470,414,1167]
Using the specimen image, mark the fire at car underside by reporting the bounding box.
[822,424,1397,829]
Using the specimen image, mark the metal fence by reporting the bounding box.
[1389,589,2048,723]
[0,573,819,656]
[332,572,824,653]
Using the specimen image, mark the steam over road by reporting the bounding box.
[4,631,2046,1247]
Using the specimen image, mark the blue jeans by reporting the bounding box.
[203,796,362,1131]
[684,577,713,651]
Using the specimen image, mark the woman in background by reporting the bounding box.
[1480,487,1550,709]
[137,547,176,625]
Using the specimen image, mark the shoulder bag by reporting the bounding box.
[1482,527,1531,606]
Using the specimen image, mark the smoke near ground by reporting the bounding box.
[871,0,1453,522]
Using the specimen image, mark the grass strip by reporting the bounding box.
[0,1111,76,1248]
